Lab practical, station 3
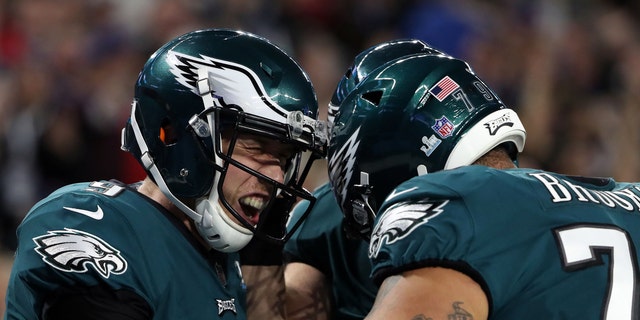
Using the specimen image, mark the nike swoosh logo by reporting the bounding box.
[63,205,104,220]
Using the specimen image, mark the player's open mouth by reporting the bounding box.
[239,196,267,225]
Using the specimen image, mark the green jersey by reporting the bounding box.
[370,165,640,319]
[285,183,376,319]
[5,180,247,319]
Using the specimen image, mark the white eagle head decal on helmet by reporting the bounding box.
[33,228,128,278]
[369,199,448,258]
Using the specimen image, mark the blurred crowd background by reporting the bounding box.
[1,0,640,310]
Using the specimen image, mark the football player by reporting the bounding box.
[283,39,446,319]
[4,29,327,319]
[329,53,640,318]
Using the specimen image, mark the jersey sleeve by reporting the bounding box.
[5,181,152,318]
[368,175,478,285]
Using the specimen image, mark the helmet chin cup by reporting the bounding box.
[195,198,253,253]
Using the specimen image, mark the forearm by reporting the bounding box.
[242,264,286,320]
[284,262,331,320]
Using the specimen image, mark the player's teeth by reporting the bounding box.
[240,197,266,210]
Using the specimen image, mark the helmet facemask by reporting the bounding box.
[188,103,326,251]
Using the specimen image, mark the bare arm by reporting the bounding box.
[243,265,286,320]
[284,262,331,320]
[366,267,488,320]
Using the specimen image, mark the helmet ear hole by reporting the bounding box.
[344,67,353,78]
[159,119,178,145]
[362,90,383,106]
[260,62,273,77]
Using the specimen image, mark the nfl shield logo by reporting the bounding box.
[432,116,454,138]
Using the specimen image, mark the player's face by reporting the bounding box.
[219,133,294,227]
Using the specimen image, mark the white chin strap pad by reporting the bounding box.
[195,199,253,253]
[445,109,526,170]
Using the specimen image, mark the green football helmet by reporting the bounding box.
[328,54,526,240]
[121,29,328,252]
[329,39,446,123]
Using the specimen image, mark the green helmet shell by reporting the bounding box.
[329,39,446,123]
[121,29,327,251]
[123,29,320,198]
[328,54,526,239]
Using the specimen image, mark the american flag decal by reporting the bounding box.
[429,76,460,102]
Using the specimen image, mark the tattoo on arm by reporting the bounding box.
[451,302,473,319]
[410,301,473,320]
[375,275,478,320]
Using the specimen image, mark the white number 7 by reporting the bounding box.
[555,225,637,319]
